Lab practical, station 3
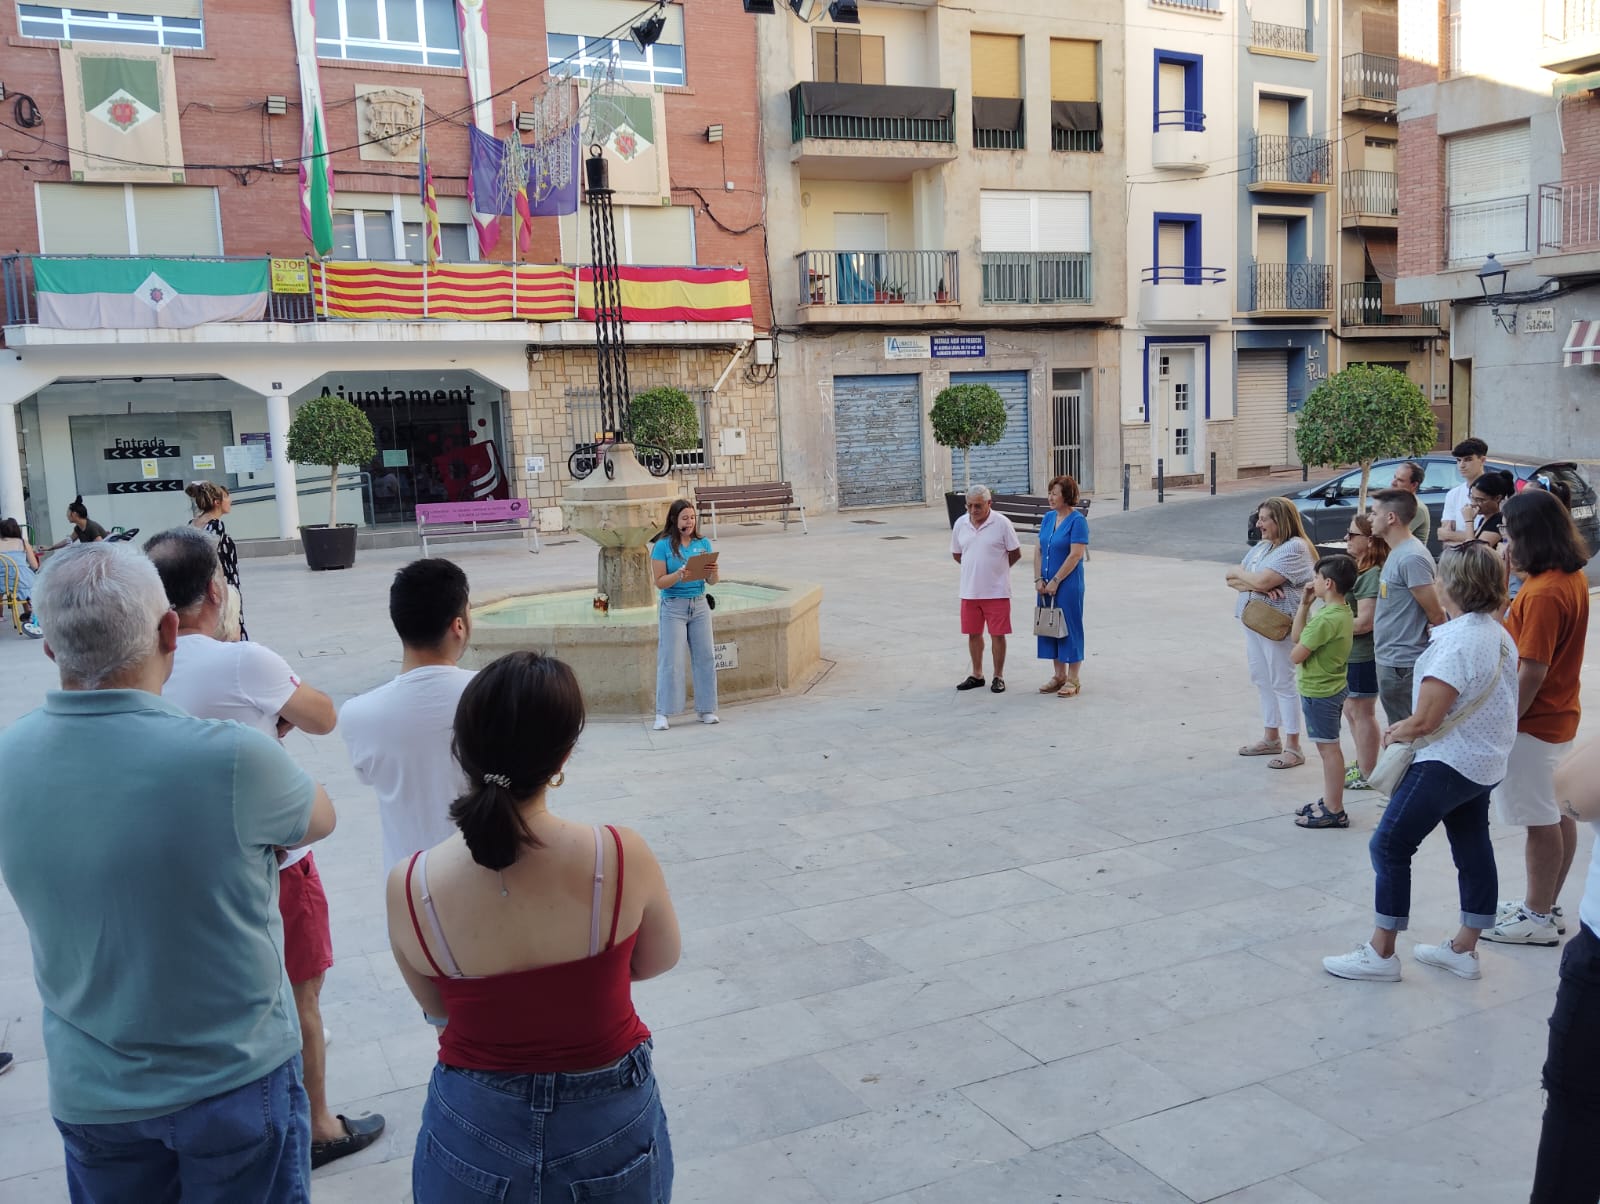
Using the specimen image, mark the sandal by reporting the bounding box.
[1239,739,1283,757]
[1039,676,1067,693]
[990,677,1006,694]
[1268,750,1305,769]
[1057,681,1082,698]
[1295,800,1349,829]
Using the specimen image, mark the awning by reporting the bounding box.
[1563,319,1600,366]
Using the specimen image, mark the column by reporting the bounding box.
[266,393,300,539]
[0,401,24,525]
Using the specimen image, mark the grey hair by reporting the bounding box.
[967,484,993,502]
[33,544,171,688]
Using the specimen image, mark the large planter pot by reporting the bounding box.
[945,491,966,527]
[300,524,358,571]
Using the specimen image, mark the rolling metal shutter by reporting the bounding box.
[951,370,1031,494]
[1235,350,1291,469]
[833,374,925,508]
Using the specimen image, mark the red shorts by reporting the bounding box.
[278,852,334,986]
[960,597,1012,636]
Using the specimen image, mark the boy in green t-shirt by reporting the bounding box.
[1290,554,1357,829]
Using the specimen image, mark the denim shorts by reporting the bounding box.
[1346,659,1378,698]
[1301,690,1348,744]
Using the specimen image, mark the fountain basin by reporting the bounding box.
[466,578,824,715]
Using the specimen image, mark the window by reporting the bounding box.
[1446,124,1530,264]
[315,0,460,68]
[546,0,685,86]
[1154,213,1202,282]
[814,29,885,84]
[71,411,241,497]
[36,183,220,255]
[559,205,696,265]
[971,33,1024,150]
[1050,39,1101,152]
[330,192,476,262]
[979,191,1092,304]
[1153,50,1203,131]
[17,2,203,48]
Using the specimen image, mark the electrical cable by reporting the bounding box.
[12,94,43,129]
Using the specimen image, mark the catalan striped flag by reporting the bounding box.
[310,261,576,321]
[418,128,442,268]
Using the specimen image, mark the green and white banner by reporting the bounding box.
[35,258,269,329]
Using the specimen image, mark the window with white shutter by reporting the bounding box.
[1445,124,1530,263]
[979,191,1092,303]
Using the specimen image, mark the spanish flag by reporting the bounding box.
[576,266,753,323]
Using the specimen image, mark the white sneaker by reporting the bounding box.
[1322,942,1402,982]
[1483,905,1560,946]
[652,715,669,731]
[1497,899,1566,935]
[699,713,719,725]
[1414,937,1482,980]
[22,619,42,639]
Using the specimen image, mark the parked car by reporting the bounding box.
[1246,456,1598,560]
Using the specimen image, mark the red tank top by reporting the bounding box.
[405,826,651,1073]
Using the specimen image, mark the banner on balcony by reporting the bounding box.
[576,80,670,207]
[58,45,185,183]
[310,261,576,320]
[35,258,268,329]
[575,266,753,323]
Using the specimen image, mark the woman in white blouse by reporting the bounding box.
[1323,542,1519,984]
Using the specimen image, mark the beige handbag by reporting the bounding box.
[1241,595,1292,641]
[1368,642,1510,796]
[1033,594,1068,639]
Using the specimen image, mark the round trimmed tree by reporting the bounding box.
[1294,365,1438,512]
[930,382,1007,493]
[630,386,701,464]
[286,391,377,528]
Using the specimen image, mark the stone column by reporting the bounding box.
[266,393,300,539]
[561,445,676,611]
[0,400,24,524]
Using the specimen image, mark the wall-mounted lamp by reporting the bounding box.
[1477,253,1516,334]
[631,3,667,50]
[705,123,724,143]
[828,0,860,22]
[516,110,538,132]
[265,95,288,115]
[742,0,776,11]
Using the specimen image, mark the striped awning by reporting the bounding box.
[1563,319,1600,366]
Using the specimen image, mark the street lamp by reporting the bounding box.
[630,2,667,50]
[1476,254,1516,333]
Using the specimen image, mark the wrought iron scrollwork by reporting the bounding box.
[567,443,672,481]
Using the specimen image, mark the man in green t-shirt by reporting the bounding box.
[1291,555,1357,828]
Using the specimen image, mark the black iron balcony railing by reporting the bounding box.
[1446,195,1530,265]
[1052,128,1102,152]
[1342,169,1398,218]
[1142,265,1228,285]
[1250,134,1332,187]
[1249,262,1332,312]
[796,249,959,306]
[1341,282,1440,327]
[1155,108,1207,132]
[1538,179,1600,254]
[1342,52,1398,105]
[789,82,957,145]
[980,252,1091,305]
[2,254,317,326]
[1251,20,1309,53]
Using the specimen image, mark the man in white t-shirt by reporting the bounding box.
[949,485,1021,694]
[1438,437,1488,546]
[144,527,384,1170]
[340,557,475,872]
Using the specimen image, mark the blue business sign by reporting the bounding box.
[931,335,986,359]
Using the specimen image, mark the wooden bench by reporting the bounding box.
[990,493,1091,533]
[415,498,541,558]
[694,482,808,540]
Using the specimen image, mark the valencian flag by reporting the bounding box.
[418,128,442,268]
[58,45,185,184]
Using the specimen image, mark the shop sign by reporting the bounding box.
[1524,307,1556,334]
[109,480,184,494]
[103,441,179,460]
[714,641,738,671]
[932,335,986,358]
[884,335,931,361]
[271,258,311,294]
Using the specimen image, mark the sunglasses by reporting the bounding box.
[1345,529,1365,538]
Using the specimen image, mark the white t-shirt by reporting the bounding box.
[1441,481,1473,534]
[1411,612,1519,786]
[950,512,1021,600]
[163,634,313,868]
[340,665,475,872]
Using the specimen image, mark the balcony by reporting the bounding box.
[980,252,1091,305]
[1152,113,1209,171]
[973,98,1025,150]
[1542,0,1600,73]
[1250,20,1311,56]
[788,82,959,178]
[1340,282,1440,329]
[1138,266,1230,326]
[1248,134,1333,192]
[1247,263,1332,315]
[1342,52,1398,116]
[1535,179,1600,273]
[1445,195,1530,266]
[1151,0,1222,10]
[796,249,959,320]
[1341,170,1398,228]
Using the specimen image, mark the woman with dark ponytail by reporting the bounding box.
[36,496,107,552]
[387,651,681,1202]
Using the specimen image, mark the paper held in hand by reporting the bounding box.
[683,551,719,579]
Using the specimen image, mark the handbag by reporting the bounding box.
[1033,592,1068,639]
[1367,641,1510,796]
[1241,595,1292,641]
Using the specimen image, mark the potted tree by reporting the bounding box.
[630,385,701,470]
[285,390,376,571]
[929,381,1007,525]
[1294,364,1437,514]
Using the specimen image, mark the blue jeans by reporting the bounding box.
[413,1042,672,1202]
[54,1055,309,1204]
[1531,924,1600,1202]
[656,595,717,717]
[1369,759,1498,931]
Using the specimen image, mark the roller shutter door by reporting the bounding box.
[951,370,1031,494]
[834,374,925,508]
[1235,350,1291,469]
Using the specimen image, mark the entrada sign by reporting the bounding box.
[104,440,180,459]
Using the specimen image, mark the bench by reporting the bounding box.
[694,482,808,541]
[415,498,541,558]
[990,493,1091,533]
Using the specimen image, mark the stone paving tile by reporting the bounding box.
[873,1134,1191,1203]
[664,1055,868,1159]
[814,1016,1038,1105]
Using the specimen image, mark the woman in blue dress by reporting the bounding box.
[1032,475,1089,696]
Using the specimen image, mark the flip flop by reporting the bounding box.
[956,675,986,691]
[1268,750,1306,769]
[990,677,1006,693]
[1057,681,1082,698]
[1239,740,1283,757]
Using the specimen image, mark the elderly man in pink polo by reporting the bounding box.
[950,485,1022,694]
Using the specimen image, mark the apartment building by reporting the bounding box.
[0,0,774,545]
[756,0,1126,509]
[1395,0,1600,455]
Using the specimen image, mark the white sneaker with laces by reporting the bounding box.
[699,713,719,725]
[652,715,670,731]
[1414,937,1482,979]
[1497,899,1566,935]
[1483,905,1560,946]
[1322,942,1402,982]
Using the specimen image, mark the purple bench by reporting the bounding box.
[415,498,541,557]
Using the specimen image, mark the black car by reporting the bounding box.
[1246,456,1599,559]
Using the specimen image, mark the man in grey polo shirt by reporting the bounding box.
[1370,488,1446,723]
[0,544,336,1201]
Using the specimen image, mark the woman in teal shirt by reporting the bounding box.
[650,499,720,731]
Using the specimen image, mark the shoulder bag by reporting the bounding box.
[1033,592,1068,639]
[1367,639,1510,796]
[1242,594,1292,641]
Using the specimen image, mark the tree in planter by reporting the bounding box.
[630,386,701,468]
[285,391,377,528]
[1294,364,1437,512]
[930,382,1007,493]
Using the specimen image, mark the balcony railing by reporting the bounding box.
[1249,262,1332,312]
[1545,0,1600,42]
[789,82,956,145]
[1053,128,1102,152]
[1443,11,1464,77]
[980,252,1091,304]
[1251,20,1309,53]
[1342,169,1398,218]
[1250,134,1332,187]
[1342,52,1398,106]
[1538,179,1600,254]
[1152,0,1221,9]
[1446,195,1530,265]
[797,249,959,306]
[1143,265,1228,285]
[2,254,316,327]
[1341,282,1440,327]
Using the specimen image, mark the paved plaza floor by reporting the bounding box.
[1,505,1593,1202]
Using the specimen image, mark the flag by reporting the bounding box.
[576,266,754,323]
[514,181,533,255]
[468,125,508,256]
[35,258,269,329]
[418,128,442,268]
[290,0,334,257]
[58,45,185,184]
[529,125,580,218]
[310,261,575,321]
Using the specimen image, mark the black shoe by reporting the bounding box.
[0,1051,13,1076]
[956,675,986,690]
[311,1113,385,1169]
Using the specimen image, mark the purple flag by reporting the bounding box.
[529,126,580,218]
[468,125,514,218]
